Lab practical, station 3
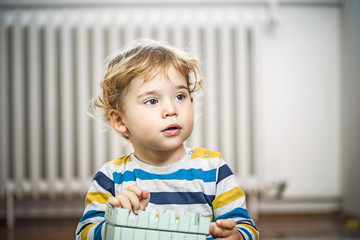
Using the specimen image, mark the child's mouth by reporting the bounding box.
[162,124,181,135]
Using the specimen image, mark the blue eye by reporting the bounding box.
[175,94,186,101]
[144,99,158,105]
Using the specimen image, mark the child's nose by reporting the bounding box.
[162,101,178,118]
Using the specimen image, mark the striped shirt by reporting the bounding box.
[76,147,259,240]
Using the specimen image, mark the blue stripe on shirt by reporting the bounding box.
[94,220,105,240]
[238,226,253,240]
[216,164,233,184]
[150,192,215,205]
[213,207,251,222]
[80,210,105,222]
[93,171,115,196]
[113,168,217,184]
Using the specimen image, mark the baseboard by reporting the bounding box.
[258,197,342,214]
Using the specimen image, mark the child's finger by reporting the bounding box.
[116,194,132,211]
[215,219,236,230]
[210,219,237,238]
[126,185,150,212]
[107,196,121,207]
[127,184,143,198]
[209,222,225,238]
[108,185,150,214]
[139,190,151,210]
[122,190,142,214]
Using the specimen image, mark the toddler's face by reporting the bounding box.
[120,65,194,157]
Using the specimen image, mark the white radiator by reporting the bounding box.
[0,7,261,226]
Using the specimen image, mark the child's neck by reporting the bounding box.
[133,145,186,167]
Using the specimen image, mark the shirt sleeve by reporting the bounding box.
[75,164,115,240]
[211,158,260,240]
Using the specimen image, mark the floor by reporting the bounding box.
[257,213,360,239]
[1,213,360,240]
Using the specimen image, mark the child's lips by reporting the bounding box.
[162,124,181,136]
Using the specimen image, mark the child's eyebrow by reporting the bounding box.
[137,84,189,99]
[175,84,190,91]
[137,90,157,99]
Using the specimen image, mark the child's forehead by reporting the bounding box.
[130,66,187,90]
[138,65,186,85]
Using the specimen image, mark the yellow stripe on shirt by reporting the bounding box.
[212,186,245,210]
[190,148,222,160]
[81,223,94,240]
[106,155,131,166]
[240,223,259,240]
[85,192,112,208]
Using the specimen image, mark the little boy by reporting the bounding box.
[76,39,259,240]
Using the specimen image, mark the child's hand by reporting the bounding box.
[209,219,244,240]
[107,184,150,214]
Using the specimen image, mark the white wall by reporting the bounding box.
[256,3,342,208]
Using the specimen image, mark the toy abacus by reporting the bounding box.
[104,203,211,240]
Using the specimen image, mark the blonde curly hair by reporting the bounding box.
[91,39,203,138]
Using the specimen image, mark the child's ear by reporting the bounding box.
[108,109,127,133]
